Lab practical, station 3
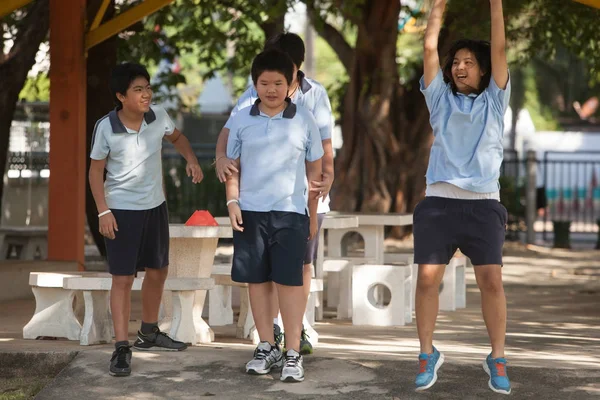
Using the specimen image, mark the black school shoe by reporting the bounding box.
[133,326,188,351]
[109,345,132,377]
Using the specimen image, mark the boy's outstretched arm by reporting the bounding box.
[490,0,509,89]
[166,129,204,184]
[423,0,446,88]
[215,127,239,183]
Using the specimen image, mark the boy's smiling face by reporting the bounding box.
[117,76,153,113]
[452,48,484,95]
[255,70,289,110]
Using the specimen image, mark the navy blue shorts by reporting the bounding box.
[105,202,169,276]
[232,211,309,286]
[413,197,507,266]
[303,213,325,264]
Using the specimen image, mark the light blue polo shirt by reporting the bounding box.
[90,104,175,210]
[420,69,511,193]
[225,71,333,213]
[226,99,324,215]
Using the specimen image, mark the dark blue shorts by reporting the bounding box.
[232,211,309,286]
[303,213,325,264]
[413,197,507,266]
[104,202,169,276]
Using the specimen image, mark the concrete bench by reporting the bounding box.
[0,226,48,260]
[23,271,93,341]
[411,255,467,312]
[211,263,322,346]
[61,275,213,346]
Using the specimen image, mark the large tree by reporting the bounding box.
[0,0,50,213]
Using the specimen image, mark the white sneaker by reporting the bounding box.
[246,341,283,375]
[280,349,304,382]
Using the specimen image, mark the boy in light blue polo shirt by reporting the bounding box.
[225,49,323,383]
[414,0,512,395]
[215,32,334,355]
[89,63,203,377]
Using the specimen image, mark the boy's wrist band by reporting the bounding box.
[226,199,239,207]
[98,210,112,218]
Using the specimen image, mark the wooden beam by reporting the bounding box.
[48,0,87,269]
[85,0,174,50]
[574,0,600,9]
[90,0,111,30]
[0,0,33,19]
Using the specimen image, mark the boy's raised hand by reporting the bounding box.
[216,157,239,183]
[99,212,118,240]
[186,162,204,184]
[228,202,244,232]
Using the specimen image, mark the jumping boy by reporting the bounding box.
[89,62,203,377]
[415,0,511,394]
[216,32,334,355]
[225,49,323,382]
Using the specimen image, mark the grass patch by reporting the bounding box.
[0,377,52,400]
[0,352,77,399]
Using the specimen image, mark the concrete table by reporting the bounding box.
[326,212,413,264]
[160,224,232,345]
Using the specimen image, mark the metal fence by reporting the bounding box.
[541,151,600,237]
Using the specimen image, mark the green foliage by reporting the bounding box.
[111,0,600,128]
[117,0,294,105]
[499,175,525,218]
[522,64,561,131]
[163,158,228,222]
[19,73,50,102]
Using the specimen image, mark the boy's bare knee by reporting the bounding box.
[144,267,168,283]
[417,265,444,291]
[112,275,134,289]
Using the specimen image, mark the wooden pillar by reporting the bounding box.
[48,0,87,269]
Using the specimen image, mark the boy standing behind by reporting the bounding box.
[225,49,323,382]
[89,63,203,377]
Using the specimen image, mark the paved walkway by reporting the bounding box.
[2,244,600,399]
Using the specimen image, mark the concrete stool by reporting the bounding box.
[352,264,412,326]
[323,259,353,319]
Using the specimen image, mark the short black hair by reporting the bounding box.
[264,32,305,69]
[442,39,492,94]
[251,49,295,86]
[110,62,151,109]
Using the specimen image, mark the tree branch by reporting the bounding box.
[304,1,353,73]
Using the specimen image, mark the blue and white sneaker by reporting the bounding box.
[415,346,445,391]
[483,354,511,395]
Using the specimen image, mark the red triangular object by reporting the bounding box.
[185,210,218,226]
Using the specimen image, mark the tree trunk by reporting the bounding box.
[85,0,117,257]
[332,0,428,218]
[0,0,50,213]
[509,67,525,152]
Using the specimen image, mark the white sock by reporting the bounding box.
[273,317,279,326]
